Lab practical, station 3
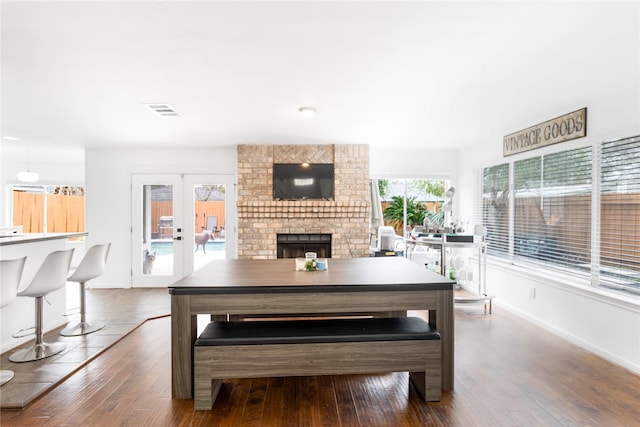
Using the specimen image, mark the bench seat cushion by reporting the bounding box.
[195,317,439,346]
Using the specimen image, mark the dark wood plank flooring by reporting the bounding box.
[1,291,639,426]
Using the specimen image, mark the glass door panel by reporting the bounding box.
[193,183,226,271]
[184,175,236,273]
[132,175,184,287]
[145,184,174,276]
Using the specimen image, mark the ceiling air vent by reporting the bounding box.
[144,103,180,117]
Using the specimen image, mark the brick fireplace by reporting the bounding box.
[237,144,370,259]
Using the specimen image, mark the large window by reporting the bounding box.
[514,147,592,270]
[12,185,85,233]
[373,178,447,238]
[480,135,640,297]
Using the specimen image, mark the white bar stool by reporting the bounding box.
[60,243,111,336]
[0,257,27,385]
[9,249,74,363]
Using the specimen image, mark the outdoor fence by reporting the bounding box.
[13,190,636,271]
[491,193,640,272]
[151,201,226,235]
[13,191,85,233]
[12,192,224,236]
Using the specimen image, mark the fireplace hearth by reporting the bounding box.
[277,233,332,259]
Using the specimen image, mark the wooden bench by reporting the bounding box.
[194,317,441,410]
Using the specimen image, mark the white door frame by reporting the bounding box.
[131,174,236,287]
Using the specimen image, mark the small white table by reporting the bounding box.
[405,235,493,313]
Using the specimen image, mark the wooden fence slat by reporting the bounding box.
[12,191,84,233]
[149,201,226,234]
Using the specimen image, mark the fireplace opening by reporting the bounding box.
[277,233,332,258]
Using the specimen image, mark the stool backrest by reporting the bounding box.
[18,249,74,298]
[0,257,27,308]
[68,243,111,283]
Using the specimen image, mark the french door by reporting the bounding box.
[131,174,235,287]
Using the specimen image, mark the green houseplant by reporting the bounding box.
[383,196,427,231]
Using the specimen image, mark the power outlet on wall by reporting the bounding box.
[529,287,536,299]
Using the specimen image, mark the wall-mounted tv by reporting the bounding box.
[273,163,334,200]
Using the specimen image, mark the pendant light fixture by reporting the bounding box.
[17,148,39,183]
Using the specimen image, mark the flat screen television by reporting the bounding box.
[273,163,334,200]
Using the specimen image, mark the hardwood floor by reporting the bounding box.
[0,287,170,409]
[1,292,639,426]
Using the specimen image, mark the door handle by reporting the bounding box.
[173,236,182,241]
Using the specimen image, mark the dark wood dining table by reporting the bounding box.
[168,257,455,399]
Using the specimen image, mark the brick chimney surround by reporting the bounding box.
[237,144,371,259]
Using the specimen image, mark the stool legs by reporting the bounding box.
[60,281,105,336]
[9,296,66,362]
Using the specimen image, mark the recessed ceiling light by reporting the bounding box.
[298,106,317,117]
[144,103,180,117]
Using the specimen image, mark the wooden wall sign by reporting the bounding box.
[503,108,587,156]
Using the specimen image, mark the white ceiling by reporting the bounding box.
[1,1,637,151]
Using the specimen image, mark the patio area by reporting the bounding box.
[144,239,226,277]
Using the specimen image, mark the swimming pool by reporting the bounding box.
[150,241,225,256]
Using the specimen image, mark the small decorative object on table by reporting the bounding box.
[316,258,328,270]
[305,252,317,271]
[295,253,321,271]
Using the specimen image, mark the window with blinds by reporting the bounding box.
[599,136,640,294]
[481,163,510,255]
[513,147,592,271]
[479,134,640,297]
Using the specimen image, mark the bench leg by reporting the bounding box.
[409,371,440,401]
[409,342,442,401]
[195,378,223,410]
[195,349,225,410]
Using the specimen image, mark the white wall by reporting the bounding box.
[486,264,639,373]
[454,14,640,374]
[370,148,458,181]
[85,147,236,288]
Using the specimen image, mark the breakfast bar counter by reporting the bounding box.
[0,232,86,353]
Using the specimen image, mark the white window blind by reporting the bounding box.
[480,163,510,255]
[513,147,593,271]
[478,135,640,297]
[599,136,640,293]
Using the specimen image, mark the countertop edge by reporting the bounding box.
[168,283,454,295]
[0,232,88,246]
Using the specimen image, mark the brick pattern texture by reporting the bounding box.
[237,144,371,259]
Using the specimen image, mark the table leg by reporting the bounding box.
[429,289,454,390]
[171,295,197,399]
